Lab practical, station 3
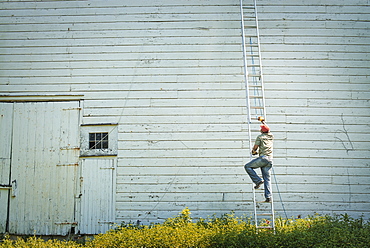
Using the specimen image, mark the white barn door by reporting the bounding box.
[80,158,116,234]
[2,101,80,235]
[0,103,13,233]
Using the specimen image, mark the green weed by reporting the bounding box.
[1,209,369,247]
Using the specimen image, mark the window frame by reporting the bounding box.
[80,123,118,157]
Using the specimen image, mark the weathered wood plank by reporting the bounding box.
[118,123,244,133]
[0,6,240,18]
[0,58,243,68]
[2,76,244,85]
[0,28,241,40]
[85,99,246,108]
[0,37,242,48]
[0,12,242,25]
[83,105,368,117]
[115,192,369,203]
[115,201,370,213]
[0,44,242,54]
[137,167,370,182]
[84,106,245,117]
[0,67,243,77]
[118,140,244,150]
[117,157,369,168]
[115,174,369,186]
[116,182,369,196]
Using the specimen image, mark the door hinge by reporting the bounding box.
[55,222,78,225]
[98,221,115,224]
[0,184,12,189]
[57,163,79,166]
[1,181,17,197]
[63,107,82,111]
[60,146,80,150]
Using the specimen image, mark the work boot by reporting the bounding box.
[254,181,264,189]
[265,197,272,203]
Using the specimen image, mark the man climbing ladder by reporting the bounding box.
[244,119,274,203]
[244,117,275,232]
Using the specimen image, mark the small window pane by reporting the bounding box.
[89,132,109,150]
[89,141,95,149]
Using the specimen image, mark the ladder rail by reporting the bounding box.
[252,185,258,230]
[254,189,275,233]
[240,0,259,230]
[240,0,253,159]
[253,0,267,119]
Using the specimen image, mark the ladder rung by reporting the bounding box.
[245,42,258,44]
[256,201,272,203]
[246,54,259,57]
[249,95,263,99]
[243,24,257,28]
[242,6,255,9]
[250,106,264,109]
[257,213,273,216]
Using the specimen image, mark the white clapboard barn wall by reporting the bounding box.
[0,0,369,235]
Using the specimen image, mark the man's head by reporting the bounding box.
[260,124,270,133]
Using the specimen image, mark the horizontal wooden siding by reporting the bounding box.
[0,0,369,227]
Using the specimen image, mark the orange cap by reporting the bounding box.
[260,124,270,133]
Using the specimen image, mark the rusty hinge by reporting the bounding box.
[2,180,17,197]
[55,222,78,225]
[0,184,12,189]
[60,146,80,150]
[63,107,82,111]
[98,221,115,224]
[57,163,79,166]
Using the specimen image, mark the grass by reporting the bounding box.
[1,208,369,247]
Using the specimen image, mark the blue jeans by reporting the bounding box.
[244,156,272,199]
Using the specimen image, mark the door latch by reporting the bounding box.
[0,180,17,197]
[11,180,17,197]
